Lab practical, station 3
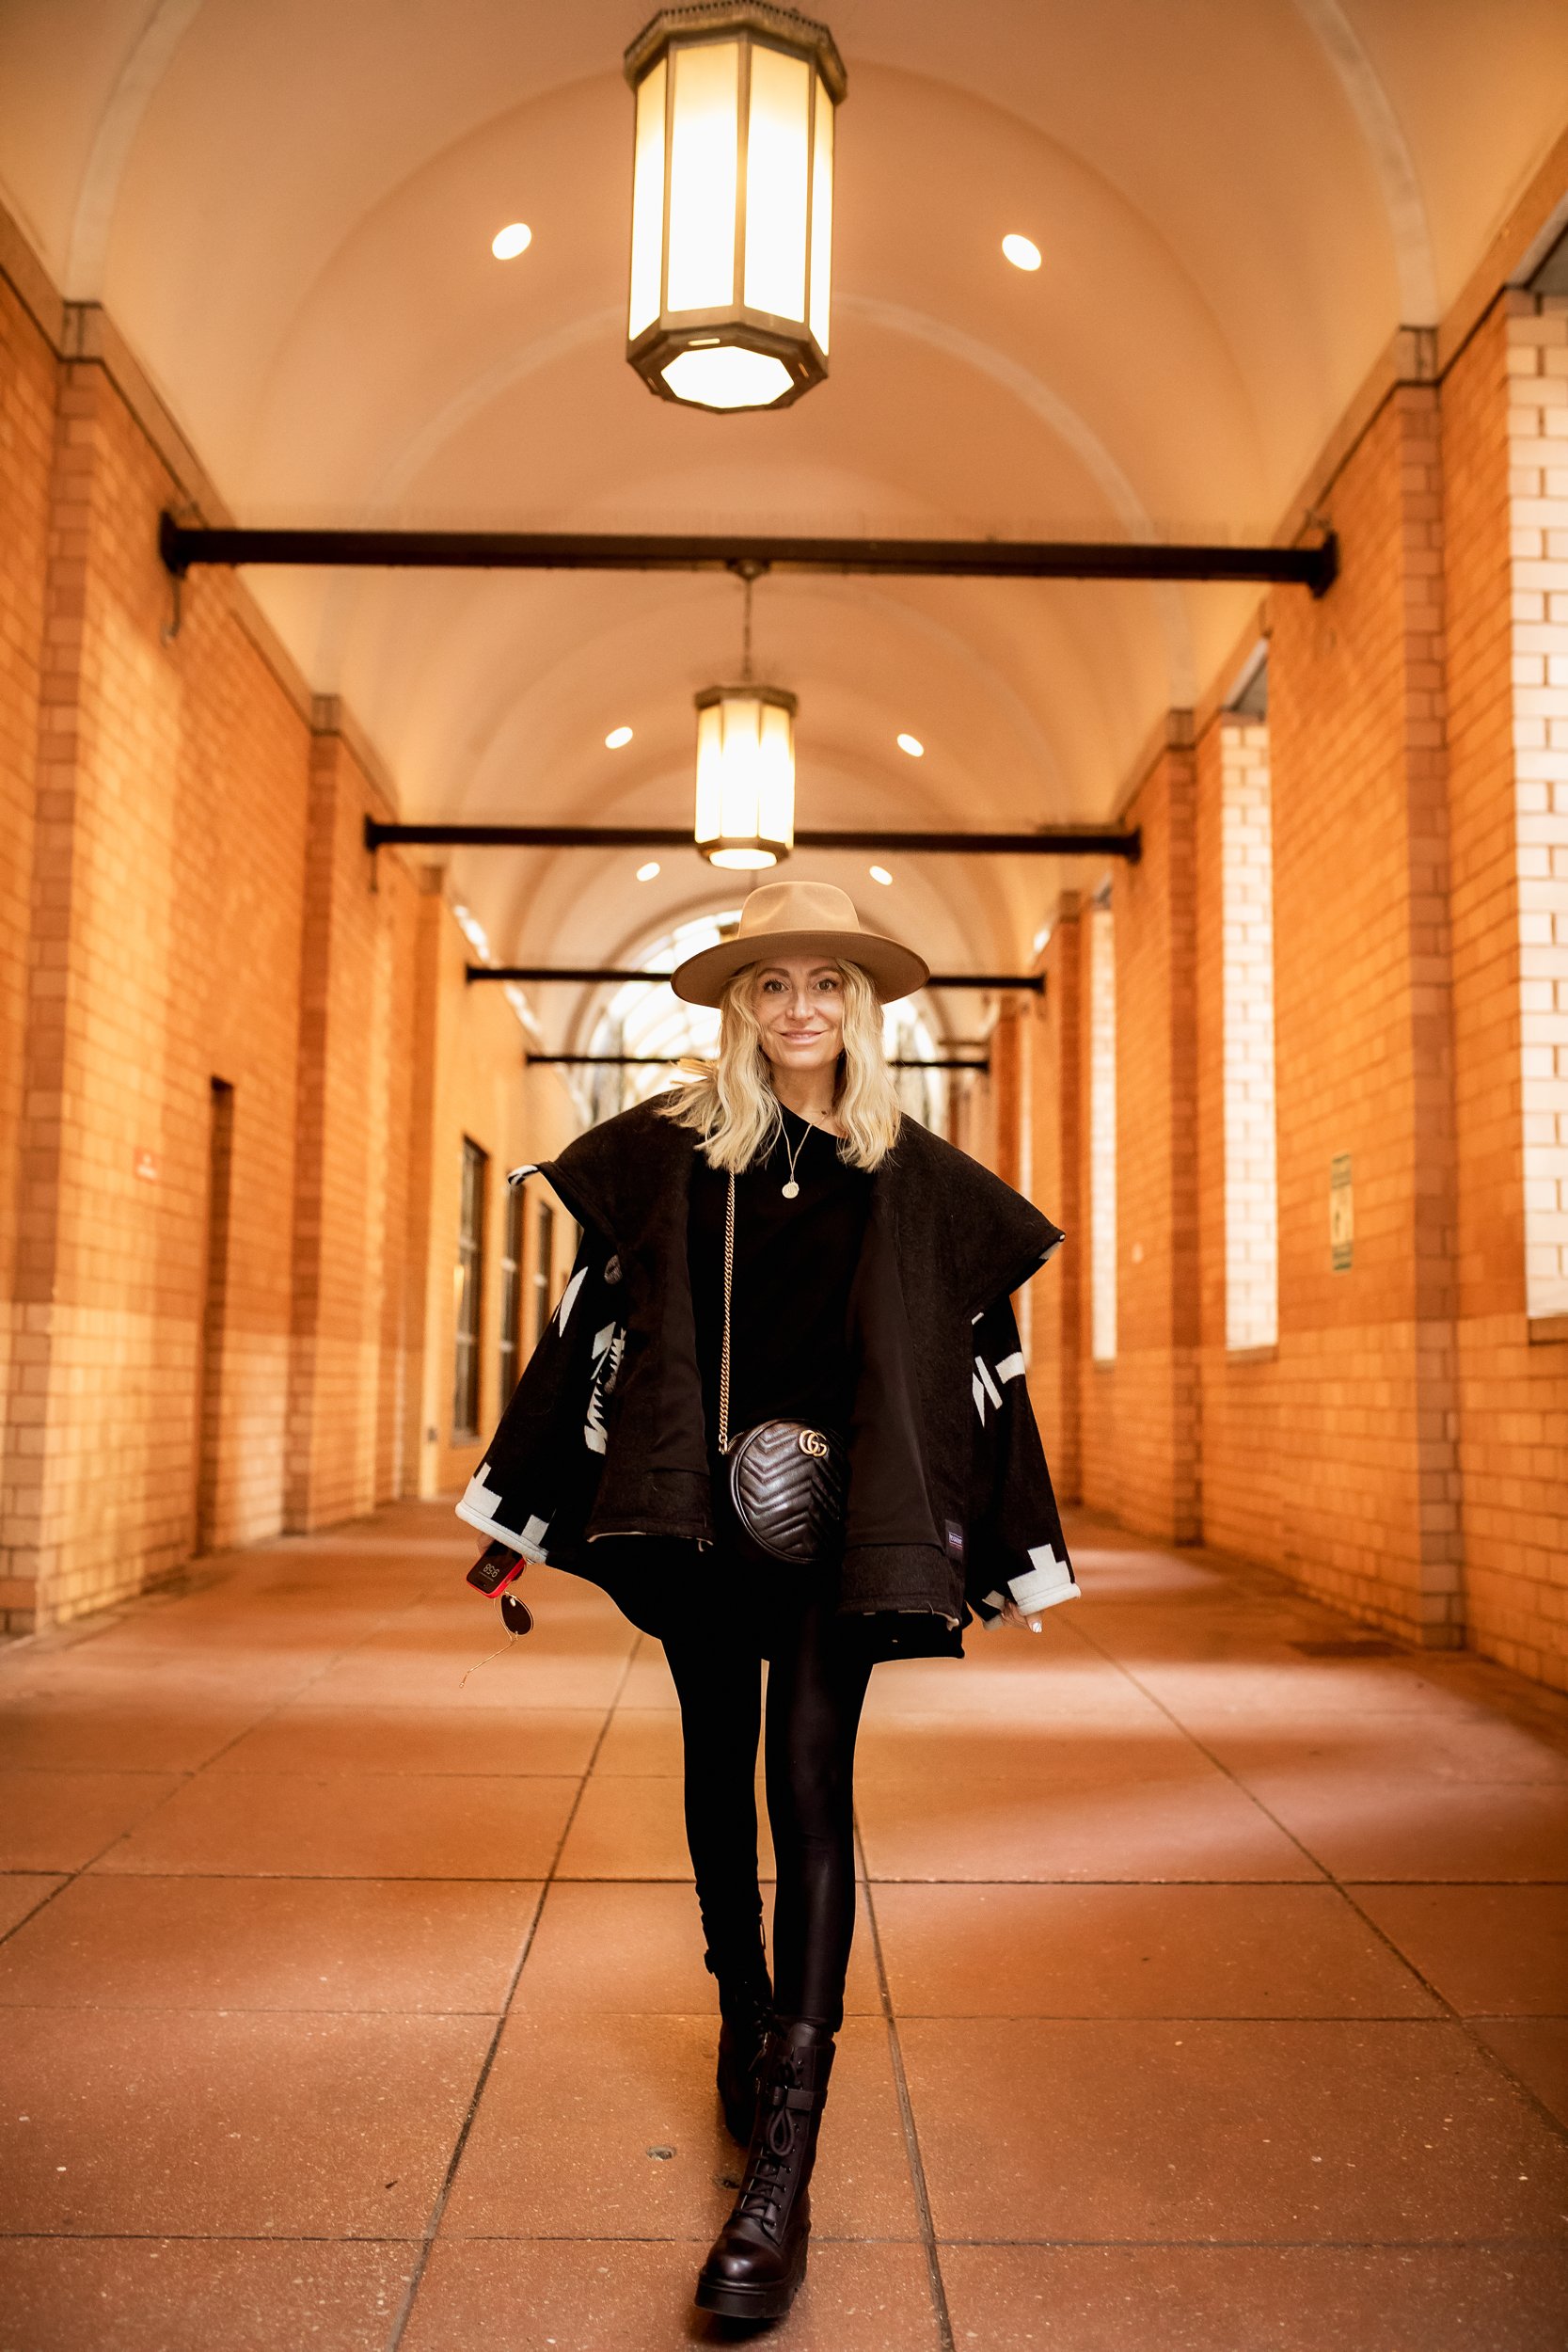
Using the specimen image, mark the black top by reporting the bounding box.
[688,1106,872,1451]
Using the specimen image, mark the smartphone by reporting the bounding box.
[467,1539,526,1597]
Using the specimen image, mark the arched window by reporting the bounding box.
[585,910,733,1123]
[583,911,947,1130]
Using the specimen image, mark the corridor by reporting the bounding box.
[2,1500,1565,2351]
[4,5,1568,2341]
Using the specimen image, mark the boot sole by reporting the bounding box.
[694,2240,807,2321]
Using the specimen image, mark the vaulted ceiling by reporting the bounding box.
[3,0,1564,1025]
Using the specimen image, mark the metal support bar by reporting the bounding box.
[366,818,1139,861]
[528,1052,988,1071]
[161,514,1338,596]
[470,963,1042,993]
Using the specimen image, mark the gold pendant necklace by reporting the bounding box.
[779,1115,814,1200]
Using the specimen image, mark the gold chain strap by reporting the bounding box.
[718,1169,736,1455]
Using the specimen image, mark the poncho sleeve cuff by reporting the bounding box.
[838,1541,959,1616]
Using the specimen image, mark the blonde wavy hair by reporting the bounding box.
[662,959,902,1174]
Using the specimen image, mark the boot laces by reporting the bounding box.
[736,2052,807,2233]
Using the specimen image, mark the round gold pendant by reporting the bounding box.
[781,1182,800,1200]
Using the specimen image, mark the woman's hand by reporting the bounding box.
[465,1538,525,1596]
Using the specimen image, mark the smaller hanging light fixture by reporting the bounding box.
[694,568,796,868]
[624,3,846,412]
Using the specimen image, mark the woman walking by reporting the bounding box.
[458,880,1076,2322]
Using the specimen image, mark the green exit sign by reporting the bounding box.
[1330,1153,1354,1272]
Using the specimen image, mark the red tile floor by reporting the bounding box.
[2,1501,1566,2350]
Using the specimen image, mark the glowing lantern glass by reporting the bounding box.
[694,684,797,866]
[624,5,846,413]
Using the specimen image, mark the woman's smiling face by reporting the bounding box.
[750,958,846,1075]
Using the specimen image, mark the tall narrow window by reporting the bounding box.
[1221,712,1279,1349]
[498,1181,524,1405]
[1088,897,1117,1362]
[1508,295,1568,1322]
[452,1138,487,1438]
[195,1078,235,1551]
[533,1199,557,1342]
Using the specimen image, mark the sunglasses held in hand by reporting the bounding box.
[466,1539,533,1635]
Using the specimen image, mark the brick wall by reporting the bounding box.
[1077,740,1201,1546]
[0,240,584,1631]
[2,351,312,1627]
[1029,333,1566,1691]
[1266,386,1465,1645]
[990,1001,1025,1194]
[1442,295,1568,1686]
[0,276,55,1626]
[286,721,426,1532]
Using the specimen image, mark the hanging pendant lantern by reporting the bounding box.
[624,4,846,413]
[694,566,796,867]
[694,682,797,866]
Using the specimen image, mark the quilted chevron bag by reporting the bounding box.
[718,1172,848,1566]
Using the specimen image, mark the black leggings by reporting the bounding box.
[664,1586,872,2030]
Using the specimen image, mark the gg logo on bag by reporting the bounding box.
[799,1429,829,1459]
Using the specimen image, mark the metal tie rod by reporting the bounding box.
[365,818,1139,861]
[471,963,1041,993]
[528,1052,988,1071]
[161,515,1338,597]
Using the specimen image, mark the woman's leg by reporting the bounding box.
[661,1616,767,1980]
[590,1535,766,1967]
[762,1589,874,2030]
[695,1595,871,2318]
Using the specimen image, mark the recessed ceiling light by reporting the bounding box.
[491,222,532,260]
[1002,232,1041,272]
[896,732,924,757]
[868,865,893,886]
[636,860,661,882]
[605,725,633,749]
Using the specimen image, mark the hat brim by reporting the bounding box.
[670,926,930,1008]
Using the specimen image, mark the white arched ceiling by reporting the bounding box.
[62,0,210,296]
[1288,0,1437,323]
[2,0,1566,1041]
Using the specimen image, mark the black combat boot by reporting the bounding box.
[705,1939,773,2144]
[694,2018,835,2321]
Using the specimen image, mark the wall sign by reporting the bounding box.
[1329,1152,1354,1272]
[133,1148,159,1183]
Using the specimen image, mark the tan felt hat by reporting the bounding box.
[671,881,929,1007]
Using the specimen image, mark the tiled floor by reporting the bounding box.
[2,1503,1566,2351]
